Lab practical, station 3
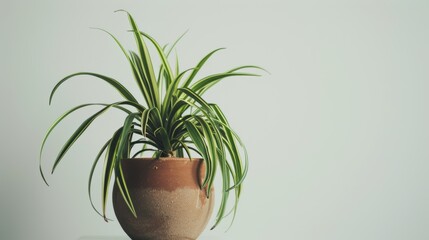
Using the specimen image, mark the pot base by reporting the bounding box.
[113,188,214,240]
[112,158,214,240]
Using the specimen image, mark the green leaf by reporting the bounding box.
[139,31,174,86]
[169,114,193,139]
[50,102,139,174]
[192,116,220,197]
[211,104,246,188]
[129,51,154,107]
[191,72,260,95]
[166,99,191,131]
[176,147,184,158]
[101,127,122,220]
[178,87,214,116]
[115,174,136,217]
[210,114,249,229]
[175,51,180,77]
[182,48,225,88]
[49,72,138,105]
[131,148,157,158]
[91,27,147,99]
[226,65,269,74]
[212,113,248,190]
[88,138,111,219]
[117,113,140,159]
[210,147,230,230]
[188,146,202,156]
[131,139,159,149]
[113,113,140,216]
[115,162,137,217]
[165,30,188,57]
[154,127,171,153]
[118,10,160,109]
[140,108,156,137]
[184,121,212,190]
[39,103,128,185]
[162,68,195,116]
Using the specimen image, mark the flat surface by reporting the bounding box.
[78,237,221,240]
[79,238,128,240]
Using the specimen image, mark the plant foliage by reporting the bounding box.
[39,10,261,229]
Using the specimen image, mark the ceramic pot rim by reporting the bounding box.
[122,157,203,162]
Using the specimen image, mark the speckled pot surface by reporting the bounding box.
[113,158,214,240]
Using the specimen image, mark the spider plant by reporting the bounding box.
[39,10,261,229]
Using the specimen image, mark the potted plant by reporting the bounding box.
[39,10,261,240]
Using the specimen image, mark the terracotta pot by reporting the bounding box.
[112,158,214,240]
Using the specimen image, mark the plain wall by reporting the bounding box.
[1,0,429,239]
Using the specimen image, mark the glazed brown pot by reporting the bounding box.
[112,158,214,240]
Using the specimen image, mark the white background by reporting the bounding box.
[1,0,429,239]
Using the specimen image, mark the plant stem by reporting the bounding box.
[160,150,175,158]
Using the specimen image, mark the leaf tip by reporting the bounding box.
[48,94,54,105]
[42,176,50,186]
[51,166,56,175]
[261,67,271,75]
[114,9,127,14]
[40,168,50,186]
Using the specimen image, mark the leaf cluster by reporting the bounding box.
[39,10,262,229]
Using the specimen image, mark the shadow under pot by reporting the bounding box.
[112,158,214,240]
